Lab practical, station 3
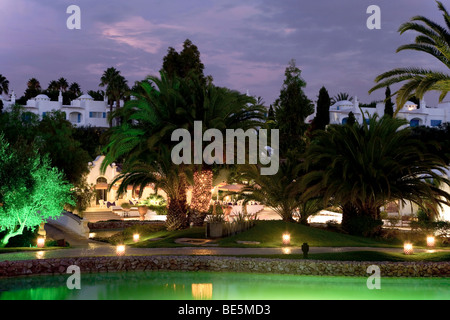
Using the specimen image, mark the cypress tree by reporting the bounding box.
[384,86,394,117]
[313,86,331,130]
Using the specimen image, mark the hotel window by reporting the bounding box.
[89,112,106,118]
[431,120,442,127]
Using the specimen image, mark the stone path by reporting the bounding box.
[0,244,446,262]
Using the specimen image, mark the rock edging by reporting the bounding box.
[0,256,449,278]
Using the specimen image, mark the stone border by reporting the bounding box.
[0,255,449,278]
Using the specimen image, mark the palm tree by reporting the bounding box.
[109,149,191,231]
[178,76,265,225]
[369,1,450,114]
[238,161,320,222]
[102,71,265,227]
[108,75,129,120]
[47,80,59,92]
[0,74,8,96]
[330,92,353,105]
[302,114,450,236]
[57,78,69,92]
[102,72,189,229]
[26,78,40,92]
[69,82,82,96]
[100,67,128,127]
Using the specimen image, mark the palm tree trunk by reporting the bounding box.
[166,173,188,230]
[341,202,358,233]
[189,168,213,226]
[166,197,188,231]
[116,98,121,126]
[109,100,114,127]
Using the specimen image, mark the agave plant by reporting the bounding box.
[369,1,450,114]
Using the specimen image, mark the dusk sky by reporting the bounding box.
[0,0,446,107]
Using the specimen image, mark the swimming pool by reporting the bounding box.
[1,271,449,300]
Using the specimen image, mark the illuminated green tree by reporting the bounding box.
[0,135,73,247]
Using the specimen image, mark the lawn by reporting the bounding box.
[216,221,398,248]
[120,221,399,248]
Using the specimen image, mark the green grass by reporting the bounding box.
[216,221,398,248]
[0,247,67,254]
[130,226,206,248]
[229,251,450,262]
[123,221,400,248]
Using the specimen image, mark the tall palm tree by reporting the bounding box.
[102,71,265,227]
[102,73,190,229]
[47,80,59,92]
[369,1,450,114]
[100,67,128,127]
[57,78,69,92]
[69,82,82,96]
[330,92,353,105]
[108,75,129,119]
[177,75,265,225]
[302,114,450,236]
[27,78,40,92]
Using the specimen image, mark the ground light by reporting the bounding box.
[427,236,435,248]
[282,233,290,245]
[116,245,126,256]
[37,237,45,248]
[133,234,140,242]
[404,242,414,255]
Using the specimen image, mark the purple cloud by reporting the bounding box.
[0,0,446,107]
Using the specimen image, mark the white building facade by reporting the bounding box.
[307,97,450,128]
[1,91,120,128]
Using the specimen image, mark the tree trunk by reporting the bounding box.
[109,100,114,127]
[116,98,121,126]
[166,197,188,231]
[342,203,383,236]
[189,168,213,226]
[166,173,188,231]
[0,223,25,248]
[341,202,358,234]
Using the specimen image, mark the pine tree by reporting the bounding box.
[274,59,313,156]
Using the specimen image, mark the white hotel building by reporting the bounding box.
[307,96,450,128]
[1,90,119,128]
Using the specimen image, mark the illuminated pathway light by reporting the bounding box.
[37,237,45,248]
[282,233,291,245]
[116,245,126,256]
[427,236,435,248]
[403,242,413,255]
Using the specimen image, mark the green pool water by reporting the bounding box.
[0,271,449,300]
